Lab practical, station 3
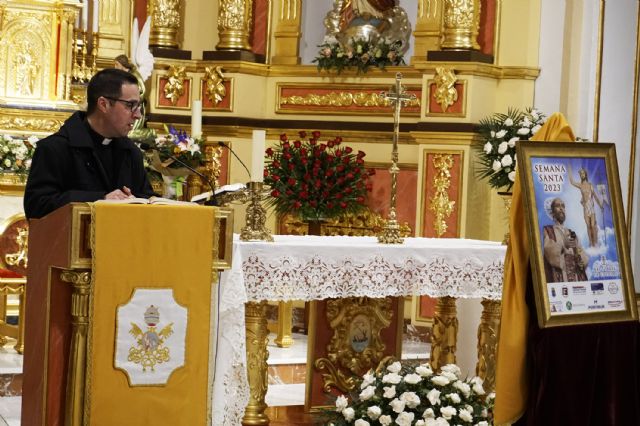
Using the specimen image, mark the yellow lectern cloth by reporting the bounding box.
[88,204,215,426]
[494,113,576,425]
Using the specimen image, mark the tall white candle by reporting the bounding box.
[251,130,266,182]
[82,1,88,31]
[92,0,99,33]
[191,100,202,139]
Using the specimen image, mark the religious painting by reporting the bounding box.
[517,142,637,328]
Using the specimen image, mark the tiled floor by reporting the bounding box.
[0,332,429,423]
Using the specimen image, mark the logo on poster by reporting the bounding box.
[590,282,604,295]
[608,282,619,294]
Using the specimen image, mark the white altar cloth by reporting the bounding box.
[212,235,507,425]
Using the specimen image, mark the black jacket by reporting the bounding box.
[24,111,155,219]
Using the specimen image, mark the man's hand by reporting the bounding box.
[105,187,134,200]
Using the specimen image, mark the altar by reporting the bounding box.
[212,234,506,424]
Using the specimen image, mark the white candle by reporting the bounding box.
[251,130,266,182]
[82,0,88,31]
[191,100,202,139]
[92,0,99,33]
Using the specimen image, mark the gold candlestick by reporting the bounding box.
[240,181,273,242]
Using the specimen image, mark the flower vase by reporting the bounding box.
[306,220,324,236]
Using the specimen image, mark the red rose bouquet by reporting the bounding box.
[264,130,374,221]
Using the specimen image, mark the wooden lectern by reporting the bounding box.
[23,203,233,425]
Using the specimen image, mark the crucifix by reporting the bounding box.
[378,72,416,244]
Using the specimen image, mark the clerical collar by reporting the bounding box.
[85,120,112,148]
[102,138,112,145]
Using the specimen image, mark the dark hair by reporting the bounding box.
[87,69,138,115]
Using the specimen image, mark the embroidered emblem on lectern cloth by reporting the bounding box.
[128,305,174,372]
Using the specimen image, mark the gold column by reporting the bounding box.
[412,0,444,61]
[430,296,458,371]
[274,301,294,348]
[271,0,301,65]
[148,0,182,49]
[96,0,131,63]
[216,0,254,51]
[475,299,501,392]
[60,270,92,426]
[441,0,481,50]
[243,301,270,425]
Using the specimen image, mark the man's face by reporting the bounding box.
[103,83,141,138]
[579,169,587,181]
[551,199,566,224]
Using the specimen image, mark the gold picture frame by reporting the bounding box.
[517,142,637,328]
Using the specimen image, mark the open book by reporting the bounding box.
[190,183,247,203]
[96,196,195,205]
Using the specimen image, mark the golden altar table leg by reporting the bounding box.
[60,270,91,426]
[430,296,458,371]
[274,301,294,348]
[243,301,270,425]
[475,299,501,392]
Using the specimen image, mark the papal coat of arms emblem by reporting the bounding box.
[128,305,174,371]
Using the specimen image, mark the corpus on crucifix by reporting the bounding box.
[378,72,416,244]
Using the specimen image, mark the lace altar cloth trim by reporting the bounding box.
[213,235,506,424]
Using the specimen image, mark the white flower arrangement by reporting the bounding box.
[325,361,494,426]
[0,134,39,174]
[476,108,546,191]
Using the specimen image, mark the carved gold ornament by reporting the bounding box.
[314,297,393,394]
[442,0,481,50]
[203,66,226,106]
[476,299,501,392]
[429,154,455,238]
[280,91,420,109]
[163,65,186,105]
[149,0,181,48]
[216,0,253,51]
[433,67,458,112]
[0,116,63,132]
[431,296,458,370]
[5,226,28,269]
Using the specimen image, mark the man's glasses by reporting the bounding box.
[103,96,142,113]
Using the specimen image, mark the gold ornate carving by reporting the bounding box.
[163,65,186,105]
[433,67,457,112]
[149,0,181,48]
[243,301,270,425]
[0,116,63,132]
[280,210,412,238]
[429,154,455,238]
[476,299,501,392]
[202,143,223,189]
[314,297,394,394]
[240,181,273,242]
[430,296,458,370]
[59,269,92,426]
[442,0,481,50]
[216,0,253,51]
[14,39,40,96]
[203,66,227,106]
[280,91,421,109]
[4,225,27,269]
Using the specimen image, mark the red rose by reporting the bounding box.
[327,202,334,209]
[271,189,280,197]
[300,148,307,156]
[312,168,319,177]
[354,167,361,174]
[286,189,293,196]
[325,169,334,177]
[272,160,281,168]
[340,202,347,209]
[368,169,376,176]
[356,196,365,203]
[345,147,353,154]
[335,136,343,144]
[309,200,317,207]
[335,149,342,157]
[309,139,317,146]
[299,191,309,199]
[294,140,302,148]
[288,163,295,171]
[266,148,274,157]
[283,142,290,149]
[299,131,307,138]
[283,152,292,160]
[366,183,373,191]
[304,173,311,180]
[263,169,268,177]
[319,144,327,151]
[356,158,365,165]
[336,165,345,172]
[293,201,302,209]
[346,173,354,180]
[357,150,366,158]
[312,131,321,138]
[301,157,308,166]
[337,177,345,185]
[287,177,296,186]
[342,157,350,164]
[322,191,330,198]
[314,179,322,188]
[327,140,334,148]
[280,134,288,142]
[314,150,321,158]
[345,187,352,194]
[271,174,280,181]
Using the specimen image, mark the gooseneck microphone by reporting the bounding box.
[217,141,252,180]
[138,142,218,206]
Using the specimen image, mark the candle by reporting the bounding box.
[191,100,202,139]
[82,1,88,31]
[92,0,99,33]
[251,130,266,182]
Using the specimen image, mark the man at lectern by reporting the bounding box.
[24,68,155,219]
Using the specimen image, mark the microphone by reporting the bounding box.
[138,142,218,206]
[217,141,252,180]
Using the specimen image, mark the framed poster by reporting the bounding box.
[517,142,637,328]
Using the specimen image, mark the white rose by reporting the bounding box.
[367,406,382,420]
[389,398,406,413]
[441,365,461,377]
[395,411,415,426]
[471,377,485,395]
[501,155,513,167]
[359,385,376,401]
[383,385,396,399]
[483,142,492,154]
[426,388,441,405]
[431,375,450,386]
[342,407,355,421]
[423,408,435,419]
[335,395,348,411]
[403,373,422,385]
[491,160,502,172]
[453,381,471,397]
[490,130,496,138]
[508,136,519,147]
[496,129,507,139]
[361,371,376,389]
[416,364,433,377]
[441,371,457,382]
[4,159,11,168]
[2,146,9,153]
[387,361,402,373]
[459,408,473,422]
[517,127,530,135]
[379,415,393,426]
[434,418,450,426]
[530,110,539,120]
[25,159,32,169]
[416,421,426,426]
[508,170,516,181]
[497,141,508,154]
[446,393,461,404]
[504,118,514,126]
[400,391,421,408]
[440,406,457,420]
[382,373,402,384]
[28,135,38,145]
[355,419,370,426]
[476,422,489,426]
[531,124,542,134]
